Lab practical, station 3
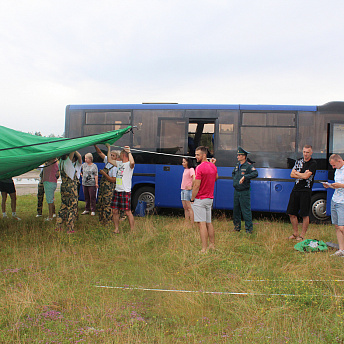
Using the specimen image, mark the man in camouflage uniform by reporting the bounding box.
[94,145,118,225]
[56,151,82,233]
[232,147,258,233]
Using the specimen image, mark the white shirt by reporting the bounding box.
[103,157,117,178]
[74,161,82,179]
[59,158,75,180]
[115,161,134,192]
[333,164,344,204]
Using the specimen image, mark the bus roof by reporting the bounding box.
[67,104,317,111]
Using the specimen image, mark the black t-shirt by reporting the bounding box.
[292,158,317,191]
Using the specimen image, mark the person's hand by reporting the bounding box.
[124,146,131,153]
[210,158,216,165]
[99,169,105,175]
[239,176,245,184]
[105,143,110,148]
[96,183,99,188]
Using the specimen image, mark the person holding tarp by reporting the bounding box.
[56,151,82,233]
[323,154,344,256]
[106,143,135,233]
[94,145,119,225]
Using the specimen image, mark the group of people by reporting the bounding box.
[0,144,136,234]
[181,144,344,255]
[40,144,135,233]
[2,142,344,254]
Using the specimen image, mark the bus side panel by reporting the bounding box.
[270,181,294,212]
[132,164,157,189]
[213,167,234,210]
[155,165,184,208]
[250,180,271,211]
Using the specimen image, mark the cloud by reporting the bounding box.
[0,0,344,135]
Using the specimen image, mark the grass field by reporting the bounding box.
[1,194,344,343]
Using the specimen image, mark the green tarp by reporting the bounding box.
[0,125,131,179]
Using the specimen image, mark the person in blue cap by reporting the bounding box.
[232,147,258,233]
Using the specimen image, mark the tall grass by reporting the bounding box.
[0,194,344,343]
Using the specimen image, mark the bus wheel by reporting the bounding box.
[310,193,329,222]
[132,186,155,213]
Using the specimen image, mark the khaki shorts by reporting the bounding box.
[192,198,213,223]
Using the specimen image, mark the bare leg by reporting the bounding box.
[125,210,135,231]
[112,209,120,233]
[199,222,209,253]
[335,225,344,251]
[300,216,309,238]
[206,222,215,250]
[1,192,7,213]
[9,193,16,213]
[289,214,299,237]
[182,200,188,220]
[48,203,54,219]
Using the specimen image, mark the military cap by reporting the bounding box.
[237,146,249,155]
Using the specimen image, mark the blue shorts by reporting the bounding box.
[43,182,57,204]
[331,200,344,226]
[181,189,192,201]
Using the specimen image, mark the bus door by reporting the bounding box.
[326,122,344,214]
[155,118,188,208]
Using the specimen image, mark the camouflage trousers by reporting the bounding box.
[56,172,78,229]
[98,179,115,224]
[37,180,45,215]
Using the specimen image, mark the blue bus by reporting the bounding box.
[65,101,344,222]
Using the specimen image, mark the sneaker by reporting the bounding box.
[330,250,344,257]
[36,214,42,218]
[2,213,7,218]
[53,214,56,218]
[45,217,53,222]
[91,212,96,216]
[81,211,89,215]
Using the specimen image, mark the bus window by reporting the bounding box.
[188,122,214,156]
[83,111,131,146]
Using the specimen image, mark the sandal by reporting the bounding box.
[288,234,298,240]
[296,236,304,241]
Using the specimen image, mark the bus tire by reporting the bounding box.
[132,186,155,213]
[310,193,329,223]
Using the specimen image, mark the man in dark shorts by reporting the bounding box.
[287,145,317,240]
[106,144,135,233]
[0,178,21,220]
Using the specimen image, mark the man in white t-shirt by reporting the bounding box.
[324,154,344,256]
[106,143,135,232]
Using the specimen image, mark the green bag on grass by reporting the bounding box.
[294,239,328,252]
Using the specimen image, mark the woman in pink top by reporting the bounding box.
[42,159,59,221]
[181,158,195,224]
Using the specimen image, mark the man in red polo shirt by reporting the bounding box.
[190,146,218,253]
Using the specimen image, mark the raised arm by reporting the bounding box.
[124,146,135,169]
[105,143,118,166]
[75,151,82,165]
[94,145,106,161]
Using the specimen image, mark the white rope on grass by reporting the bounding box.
[95,285,344,298]
[244,279,344,282]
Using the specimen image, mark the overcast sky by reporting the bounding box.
[0,0,343,136]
